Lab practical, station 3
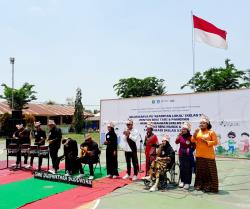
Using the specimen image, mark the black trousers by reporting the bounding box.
[56,155,79,175]
[49,148,59,170]
[30,156,43,169]
[125,151,139,176]
[78,155,98,176]
[106,148,119,176]
[16,151,28,165]
[179,156,193,184]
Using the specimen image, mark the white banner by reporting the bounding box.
[100,88,250,158]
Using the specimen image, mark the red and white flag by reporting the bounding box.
[193,15,227,49]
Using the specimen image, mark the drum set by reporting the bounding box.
[6,138,50,170]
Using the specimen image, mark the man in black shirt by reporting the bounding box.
[12,124,31,168]
[47,120,62,174]
[26,122,46,170]
[78,134,100,180]
[56,138,79,176]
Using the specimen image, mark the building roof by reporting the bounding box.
[86,116,100,121]
[0,102,94,117]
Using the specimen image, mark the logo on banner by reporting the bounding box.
[152,99,161,104]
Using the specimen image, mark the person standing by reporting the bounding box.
[121,119,140,181]
[26,122,46,170]
[191,115,219,193]
[144,122,158,176]
[48,120,62,174]
[175,122,195,190]
[104,122,119,178]
[13,124,31,168]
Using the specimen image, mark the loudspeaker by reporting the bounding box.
[12,110,23,119]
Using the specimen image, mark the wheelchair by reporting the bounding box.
[143,155,180,190]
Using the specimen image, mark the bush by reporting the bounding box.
[24,113,35,129]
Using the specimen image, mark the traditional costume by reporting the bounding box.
[191,115,219,193]
[147,134,175,192]
[105,122,119,178]
[144,122,158,175]
[175,122,195,189]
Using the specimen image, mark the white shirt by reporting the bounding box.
[121,128,140,152]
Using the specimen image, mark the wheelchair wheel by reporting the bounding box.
[159,174,168,190]
[143,179,151,189]
[170,163,180,186]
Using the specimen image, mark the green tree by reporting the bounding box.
[113,77,166,98]
[73,88,84,133]
[181,59,250,92]
[0,112,11,136]
[0,82,37,110]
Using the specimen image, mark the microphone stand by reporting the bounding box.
[138,134,144,173]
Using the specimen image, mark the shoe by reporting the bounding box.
[149,185,158,192]
[184,184,190,190]
[179,182,184,188]
[88,175,94,180]
[195,186,202,191]
[122,174,130,179]
[112,175,118,179]
[14,164,20,169]
[25,165,32,169]
[48,169,55,174]
[142,176,151,181]
[204,187,211,193]
[107,174,112,178]
[132,175,138,181]
[77,174,84,178]
[11,163,17,167]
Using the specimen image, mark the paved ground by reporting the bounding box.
[1,140,250,209]
[95,158,250,209]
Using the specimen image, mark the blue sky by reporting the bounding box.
[0,0,250,110]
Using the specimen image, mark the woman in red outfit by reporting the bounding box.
[144,122,158,176]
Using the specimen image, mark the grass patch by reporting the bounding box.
[62,132,100,145]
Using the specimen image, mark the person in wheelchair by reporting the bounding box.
[145,134,175,192]
[77,134,100,180]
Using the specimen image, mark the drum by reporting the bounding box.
[21,144,30,155]
[29,145,39,156]
[7,143,19,155]
[39,145,49,157]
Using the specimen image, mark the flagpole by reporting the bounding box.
[191,11,195,76]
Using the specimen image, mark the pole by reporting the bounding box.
[139,134,144,173]
[10,57,15,110]
[191,11,195,75]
